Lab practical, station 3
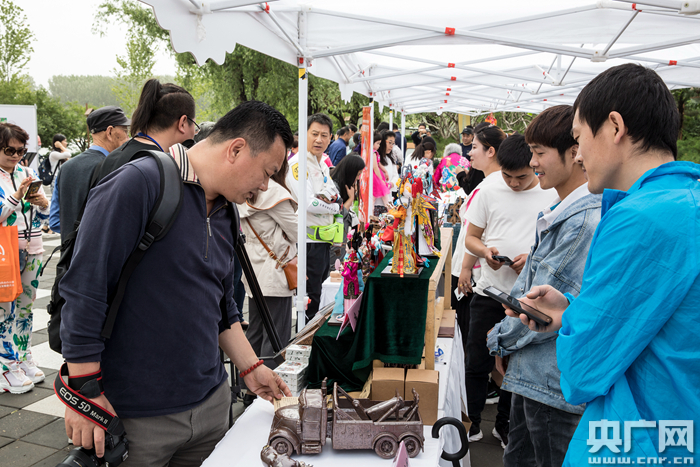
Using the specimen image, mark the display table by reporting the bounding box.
[203,329,470,467]
[305,252,437,391]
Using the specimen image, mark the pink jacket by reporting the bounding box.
[433,152,462,188]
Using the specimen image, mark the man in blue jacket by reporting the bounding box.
[328,126,351,166]
[59,101,293,466]
[510,64,700,465]
[488,105,601,464]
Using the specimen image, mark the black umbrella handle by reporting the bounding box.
[432,416,469,467]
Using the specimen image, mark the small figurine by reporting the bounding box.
[389,205,417,277]
[261,445,312,467]
[335,239,361,316]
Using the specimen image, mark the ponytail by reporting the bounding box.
[130,79,195,136]
[411,140,436,162]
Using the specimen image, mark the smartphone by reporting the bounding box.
[483,286,553,329]
[492,255,514,266]
[26,180,43,197]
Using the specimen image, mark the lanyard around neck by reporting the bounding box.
[136,132,164,152]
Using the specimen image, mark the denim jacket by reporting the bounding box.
[487,190,602,414]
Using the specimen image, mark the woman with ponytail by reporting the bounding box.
[98,79,197,174]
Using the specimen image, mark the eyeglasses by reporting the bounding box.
[187,117,200,135]
[2,147,28,157]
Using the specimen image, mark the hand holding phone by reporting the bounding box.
[483,286,553,330]
[26,180,43,197]
[484,247,504,270]
[492,255,514,266]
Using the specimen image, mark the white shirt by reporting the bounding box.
[49,150,70,173]
[466,175,557,295]
[286,151,338,243]
[535,182,591,243]
[383,157,399,192]
[450,172,501,277]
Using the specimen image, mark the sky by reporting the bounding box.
[18,0,177,87]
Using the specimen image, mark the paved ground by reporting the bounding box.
[0,230,503,467]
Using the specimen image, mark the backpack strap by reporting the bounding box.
[100,150,183,339]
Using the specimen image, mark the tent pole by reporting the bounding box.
[368,98,375,216]
[389,109,393,133]
[401,110,406,160]
[297,59,308,332]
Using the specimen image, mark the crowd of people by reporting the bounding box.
[0,62,696,467]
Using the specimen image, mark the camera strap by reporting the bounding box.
[54,364,125,437]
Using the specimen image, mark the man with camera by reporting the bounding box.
[58,101,293,466]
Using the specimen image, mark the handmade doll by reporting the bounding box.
[389,205,418,277]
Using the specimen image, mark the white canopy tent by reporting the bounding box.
[140,0,700,327]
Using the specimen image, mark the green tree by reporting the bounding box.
[93,0,372,130]
[0,0,34,83]
[0,77,91,151]
[48,75,120,107]
[112,33,156,115]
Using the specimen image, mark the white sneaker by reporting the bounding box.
[468,428,483,442]
[1,362,35,394]
[20,356,45,384]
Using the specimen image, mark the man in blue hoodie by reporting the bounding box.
[510,64,700,465]
[487,105,601,464]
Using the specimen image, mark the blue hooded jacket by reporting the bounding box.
[558,162,700,465]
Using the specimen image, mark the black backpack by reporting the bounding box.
[37,155,54,185]
[44,149,204,353]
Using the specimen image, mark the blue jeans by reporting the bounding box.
[504,393,581,467]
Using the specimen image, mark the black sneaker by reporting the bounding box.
[468,423,483,442]
[492,424,509,449]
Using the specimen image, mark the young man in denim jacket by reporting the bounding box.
[487,105,601,464]
[509,64,700,466]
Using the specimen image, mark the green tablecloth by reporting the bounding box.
[306,252,437,391]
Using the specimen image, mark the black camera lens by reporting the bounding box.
[55,447,101,467]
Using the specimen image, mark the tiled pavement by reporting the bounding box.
[0,232,503,467]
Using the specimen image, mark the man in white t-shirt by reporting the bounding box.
[464,134,556,445]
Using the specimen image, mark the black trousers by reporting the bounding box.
[247,295,293,364]
[504,394,581,467]
[306,242,330,321]
[466,293,512,428]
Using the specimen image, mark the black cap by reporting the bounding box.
[87,106,130,133]
[461,126,474,135]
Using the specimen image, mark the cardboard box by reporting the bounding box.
[438,309,456,337]
[405,369,439,425]
[371,367,405,400]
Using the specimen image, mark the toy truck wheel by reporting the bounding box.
[402,435,422,458]
[270,437,294,456]
[374,435,398,459]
